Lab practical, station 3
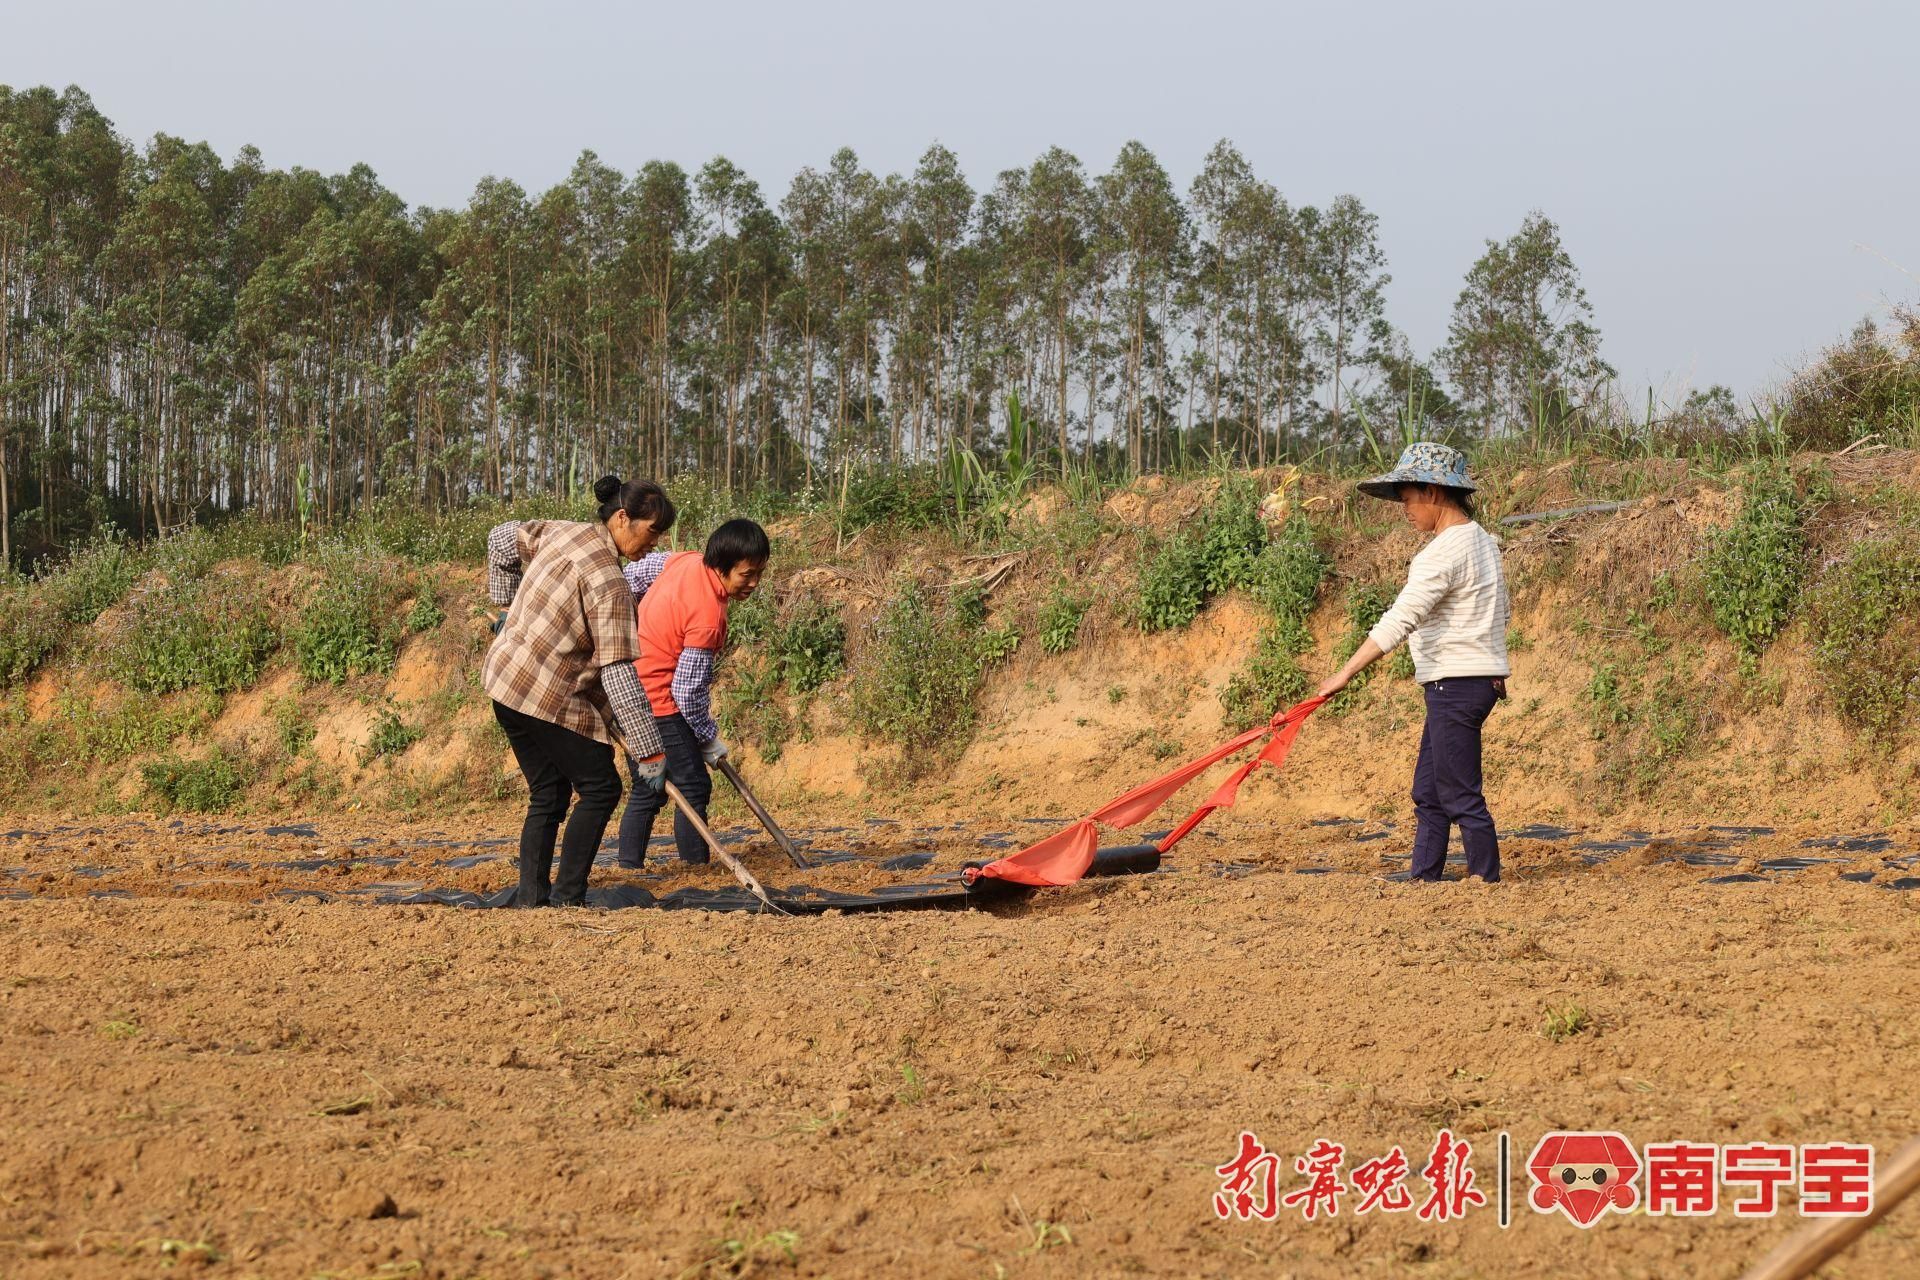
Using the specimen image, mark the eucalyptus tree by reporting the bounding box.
[902,144,973,463]
[0,80,1479,551]
[1311,193,1389,447]
[1439,210,1612,434]
[0,109,35,567]
[997,147,1092,464]
[1190,141,1310,464]
[1097,142,1189,472]
[623,159,695,480]
[103,134,228,532]
[777,163,832,485]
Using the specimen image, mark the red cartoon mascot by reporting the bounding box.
[1528,1131,1641,1227]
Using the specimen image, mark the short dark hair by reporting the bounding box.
[704,518,771,573]
[594,475,676,533]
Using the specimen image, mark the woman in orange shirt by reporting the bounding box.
[616,518,770,866]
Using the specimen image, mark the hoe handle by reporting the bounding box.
[717,759,809,868]
[664,781,783,914]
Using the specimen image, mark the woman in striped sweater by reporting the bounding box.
[1315,443,1511,882]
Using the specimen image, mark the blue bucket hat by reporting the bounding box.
[1357,442,1475,501]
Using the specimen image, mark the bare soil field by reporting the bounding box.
[4,812,1918,1279]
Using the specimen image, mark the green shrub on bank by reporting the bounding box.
[0,533,144,687]
[718,596,847,763]
[362,707,423,763]
[1248,512,1329,624]
[108,574,279,695]
[718,655,793,763]
[1782,311,1920,451]
[1807,536,1920,735]
[1218,513,1329,727]
[294,547,408,684]
[1702,462,1807,659]
[728,589,778,645]
[832,468,951,538]
[1324,582,1414,713]
[1220,625,1314,729]
[64,688,222,760]
[1137,475,1270,632]
[768,600,846,694]
[349,493,570,565]
[406,588,446,633]
[1197,475,1266,595]
[851,581,1015,752]
[1137,531,1210,631]
[141,749,246,813]
[1039,587,1089,654]
[1583,653,1707,797]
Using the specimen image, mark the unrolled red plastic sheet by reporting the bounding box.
[964,696,1328,888]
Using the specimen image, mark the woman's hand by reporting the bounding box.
[1317,638,1387,700]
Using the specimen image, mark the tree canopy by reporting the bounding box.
[0,83,1609,565]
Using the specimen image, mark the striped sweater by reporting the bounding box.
[1367,522,1511,684]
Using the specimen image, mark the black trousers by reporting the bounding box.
[618,712,711,866]
[492,700,623,906]
[1409,677,1501,882]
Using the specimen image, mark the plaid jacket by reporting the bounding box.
[482,520,640,746]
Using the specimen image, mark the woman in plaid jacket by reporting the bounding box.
[482,476,676,907]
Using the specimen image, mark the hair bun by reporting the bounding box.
[592,475,622,504]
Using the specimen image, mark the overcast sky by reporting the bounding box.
[6,0,1915,401]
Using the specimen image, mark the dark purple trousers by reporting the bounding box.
[1409,677,1501,882]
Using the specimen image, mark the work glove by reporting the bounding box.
[632,753,667,795]
[700,735,729,766]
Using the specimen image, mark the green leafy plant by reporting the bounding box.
[271,695,317,757]
[1220,510,1330,726]
[1580,619,1708,796]
[1247,511,1329,623]
[1137,474,1272,632]
[294,548,407,684]
[1197,472,1266,596]
[832,466,950,539]
[362,708,422,763]
[142,749,247,813]
[1806,536,1920,735]
[1038,587,1089,654]
[1136,531,1210,632]
[701,1228,801,1275]
[108,575,280,695]
[406,589,445,632]
[67,689,220,760]
[850,582,999,753]
[767,600,846,694]
[1324,582,1407,712]
[1220,625,1313,729]
[1701,461,1806,660]
[728,588,778,645]
[0,532,144,686]
[976,623,1021,666]
[717,654,792,764]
